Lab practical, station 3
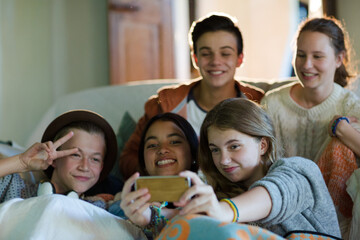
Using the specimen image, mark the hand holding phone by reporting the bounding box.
[120,172,152,227]
[135,176,190,202]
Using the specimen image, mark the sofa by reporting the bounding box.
[1,77,360,239]
[17,77,358,175]
[0,76,357,181]
[25,78,304,147]
[24,78,296,178]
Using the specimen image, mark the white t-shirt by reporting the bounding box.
[185,85,244,136]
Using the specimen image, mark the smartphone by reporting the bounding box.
[135,176,191,202]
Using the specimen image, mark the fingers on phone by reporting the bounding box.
[179,171,203,185]
[137,201,150,214]
[180,191,211,215]
[124,192,151,214]
[176,188,194,206]
[176,183,214,211]
[124,188,149,205]
[184,180,206,199]
[123,173,140,192]
[178,199,199,215]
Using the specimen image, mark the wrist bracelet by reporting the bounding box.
[146,201,169,236]
[220,198,239,222]
[331,117,349,137]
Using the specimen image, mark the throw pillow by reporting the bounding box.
[109,111,136,180]
[116,111,137,154]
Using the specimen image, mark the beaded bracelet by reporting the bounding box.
[220,198,239,222]
[145,201,169,237]
[331,116,349,137]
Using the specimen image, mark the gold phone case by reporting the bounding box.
[135,176,190,202]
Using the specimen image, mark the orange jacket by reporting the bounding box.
[119,79,264,180]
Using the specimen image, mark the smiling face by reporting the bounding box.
[207,126,267,187]
[51,129,105,195]
[294,31,343,92]
[193,30,243,89]
[143,120,192,176]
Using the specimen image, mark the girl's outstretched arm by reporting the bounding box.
[174,171,231,221]
[229,186,272,222]
[175,170,272,223]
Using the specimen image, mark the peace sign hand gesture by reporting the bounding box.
[19,131,78,172]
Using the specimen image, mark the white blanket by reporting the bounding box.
[0,195,147,240]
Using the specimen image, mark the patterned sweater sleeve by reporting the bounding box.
[0,173,38,203]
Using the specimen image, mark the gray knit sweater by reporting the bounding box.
[251,157,341,237]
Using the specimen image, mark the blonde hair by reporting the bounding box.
[199,98,282,198]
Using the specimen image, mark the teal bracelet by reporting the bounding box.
[331,117,349,137]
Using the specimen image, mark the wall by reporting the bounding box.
[0,0,109,147]
[172,0,191,80]
[338,0,360,78]
[1,0,358,147]
[196,0,299,79]
[0,0,190,147]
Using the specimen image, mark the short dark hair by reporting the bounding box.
[138,113,198,175]
[189,13,243,55]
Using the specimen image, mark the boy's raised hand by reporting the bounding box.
[19,131,78,172]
